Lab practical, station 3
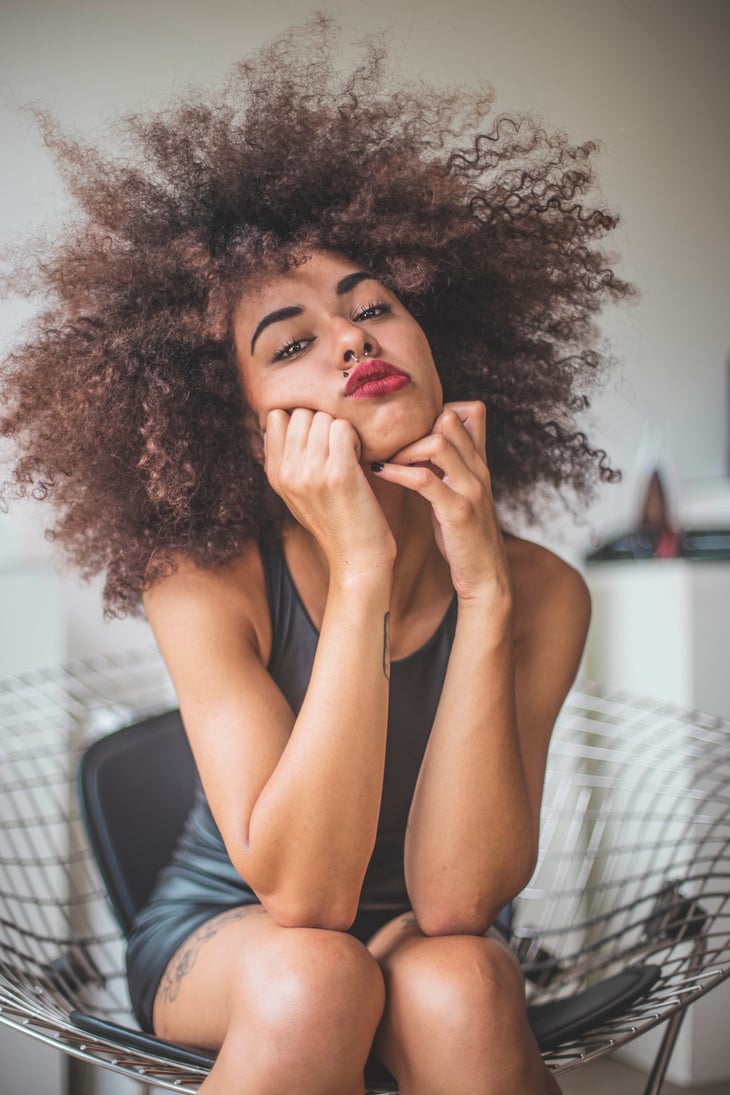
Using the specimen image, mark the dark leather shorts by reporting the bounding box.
[126,895,406,1033]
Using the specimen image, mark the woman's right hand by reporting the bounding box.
[264,408,396,577]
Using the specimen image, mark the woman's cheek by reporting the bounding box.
[270,384,342,418]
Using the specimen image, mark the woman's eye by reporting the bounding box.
[273,338,309,361]
[354,301,391,322]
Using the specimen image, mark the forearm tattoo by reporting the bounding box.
[383,611,391,680]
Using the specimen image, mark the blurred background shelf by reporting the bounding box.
[585,557,730,1088]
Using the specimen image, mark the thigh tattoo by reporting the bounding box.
[158,905,266,1005]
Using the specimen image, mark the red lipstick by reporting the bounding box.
[344,360,411,399]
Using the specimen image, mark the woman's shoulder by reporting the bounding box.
[143,541,272,665]
[503,534,591,644]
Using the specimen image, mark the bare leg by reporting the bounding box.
[152,906,385,1095]
[368,916,561,1095]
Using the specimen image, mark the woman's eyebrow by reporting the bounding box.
[335,271,374,295]
[249,272,375,354]
[250,306,303,354]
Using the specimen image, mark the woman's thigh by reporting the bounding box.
[151,905,385,1050]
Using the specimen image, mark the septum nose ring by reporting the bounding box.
[342,345,370,378]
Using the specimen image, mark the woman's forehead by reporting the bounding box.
[249,252,370,299]
[236,251,378,328]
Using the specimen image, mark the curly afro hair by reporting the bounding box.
[1,15,629,616]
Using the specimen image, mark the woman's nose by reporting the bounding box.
[343,341,373,364]
[331,319,378,369]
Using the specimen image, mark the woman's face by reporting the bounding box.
[234,251,443,463]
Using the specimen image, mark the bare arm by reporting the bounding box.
[404,552,589,934]
[145,409,395,930]
[372,403,590,934]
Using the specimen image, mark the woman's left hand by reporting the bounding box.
[372,401,510,604]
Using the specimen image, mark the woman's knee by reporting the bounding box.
[239,926,385,1036]
[386,933,525,1030]
[380,934,556,1095]
[198,929,384,1094]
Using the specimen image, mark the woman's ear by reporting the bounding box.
[243,406,265,465]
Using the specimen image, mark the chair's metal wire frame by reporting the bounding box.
[0,648,728,1094]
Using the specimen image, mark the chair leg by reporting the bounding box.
[67,1055,95,1095]
[641,1007,690,1095]
[642,926,707,1095]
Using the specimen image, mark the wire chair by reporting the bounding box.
[0,647,728,1094]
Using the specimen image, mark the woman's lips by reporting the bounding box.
[344,360,412,399]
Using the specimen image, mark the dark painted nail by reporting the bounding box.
[370,462,384,472]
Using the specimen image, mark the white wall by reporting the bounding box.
[0,0,726,869]
[1,0,729,665]
[0,5,728,1090]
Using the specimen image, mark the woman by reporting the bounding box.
[1,18,628,1094]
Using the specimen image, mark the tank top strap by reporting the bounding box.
[258,541,289,666]
[259,541,320,713]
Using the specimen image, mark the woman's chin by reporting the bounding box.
[357,412,439,465]
[360,441,408,465]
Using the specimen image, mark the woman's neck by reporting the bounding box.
[369,472,452,618]
[283,475,453,648]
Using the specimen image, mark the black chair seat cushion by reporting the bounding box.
[527,963,661,1050]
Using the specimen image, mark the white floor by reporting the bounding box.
[558,1057,729,1094]
[4,1027,730,1095]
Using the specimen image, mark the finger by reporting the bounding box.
[263,409,291,483]
[431,410,485,479]
[372,457,457,501]
[374,462,488,529]
[304,411,335,465]
[389,431,490,496]
[386,432,464,482]
[282,407,316,456]
[438,401,487,457]
[328,417,362,465]
[266,408,320,496]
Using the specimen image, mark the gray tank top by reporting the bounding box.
[149,543,458,912]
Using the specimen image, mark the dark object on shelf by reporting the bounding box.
[586,526,730,563]
[639,468,680,557]
[680,527,730,558]
[587,464,682,562]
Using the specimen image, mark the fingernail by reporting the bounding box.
[370,462,384,472]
